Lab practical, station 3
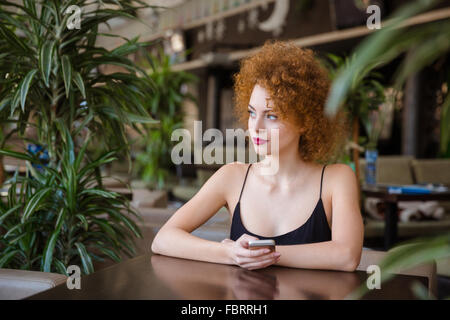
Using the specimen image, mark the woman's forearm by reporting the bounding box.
[275,241,362,272]
[151,227,232,265]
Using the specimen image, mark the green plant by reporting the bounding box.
[134,48,198,190]
[0,128,142,274]
[325,0,450,155]
[347,234,450,300]
[0,0,159,274]
[321,53,385,182]
[324,0,450,298]
[0,0,158,161]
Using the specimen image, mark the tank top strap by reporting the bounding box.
[319,164,327,199]
[238,163,252,202]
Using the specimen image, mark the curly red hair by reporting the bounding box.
[232,40,349,163]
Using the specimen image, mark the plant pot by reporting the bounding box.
[365,149,378,185]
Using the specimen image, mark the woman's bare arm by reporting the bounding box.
[273,164,364,272]
[151,162,237,264]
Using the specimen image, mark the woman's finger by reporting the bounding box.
[236,251,279,265]
[242,256,279,270]
[236,247,271,258]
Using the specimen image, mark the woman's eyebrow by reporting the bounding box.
[248,104,273,112]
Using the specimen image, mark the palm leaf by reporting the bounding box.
[61,55,72,98]
[21,187,53,223]
[19,69,38,111]
[75,242,94,275]
[39,40,55,87]
[325,0,441,115]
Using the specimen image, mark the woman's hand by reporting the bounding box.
[221,234,281,270]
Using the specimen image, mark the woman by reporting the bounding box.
[151,40,364,272]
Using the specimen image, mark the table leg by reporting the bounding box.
[384,201,398,250]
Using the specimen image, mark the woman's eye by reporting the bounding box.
[247,110,277,120]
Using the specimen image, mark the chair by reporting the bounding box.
[356,247,437,298]
[359,155,415,185]
[360,155,448,242]
[132,188,168,208]
[411,159,450,185]
[410,158,450,279]
[0,268,67,300]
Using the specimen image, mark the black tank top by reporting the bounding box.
[230,163,332,245]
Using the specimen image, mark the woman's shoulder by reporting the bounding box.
[325,162,354,173]
[323,163,358,189]
[204,162,250,205]
[219,161,251,178]
[208,161,249,186]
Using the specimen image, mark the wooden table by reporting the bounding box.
[362,185,450,250]
[28,253,427,300]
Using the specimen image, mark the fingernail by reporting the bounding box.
[274,252,281,257]
[263,249,271,253]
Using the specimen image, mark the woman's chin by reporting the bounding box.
[252,144,271,156]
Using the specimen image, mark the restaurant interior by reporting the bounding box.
[0,0,450,301]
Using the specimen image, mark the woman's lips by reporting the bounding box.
[252,137,268,145]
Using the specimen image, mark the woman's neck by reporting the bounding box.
[256,146,315,188]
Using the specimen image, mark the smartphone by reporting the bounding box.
[248,239,276,252]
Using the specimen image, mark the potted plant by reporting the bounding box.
[0,129,143,274]
[133,48,198,191]
[321,53,386,188]
[0,0,159,274]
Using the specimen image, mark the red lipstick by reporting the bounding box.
[252,137,268,145]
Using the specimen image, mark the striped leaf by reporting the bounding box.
[53,259,68,276]
[0,149,34,161]
[0,250,20,268]
[0,204,21,224]
[21,187,52,223]
[0,96,11,113]
[73,72,86,99]
[75,242,94,274]
[39,40,55,87]
[61,55,72,98]
[20,69,38,112]
[95,246,121,262]
[75,214,89,231]
[10,87,21,116]
[42,229,61,272]
[80,189,118,199]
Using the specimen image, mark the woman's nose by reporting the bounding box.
[253,114,265,132]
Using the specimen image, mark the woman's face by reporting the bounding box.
[248,84,300,156]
